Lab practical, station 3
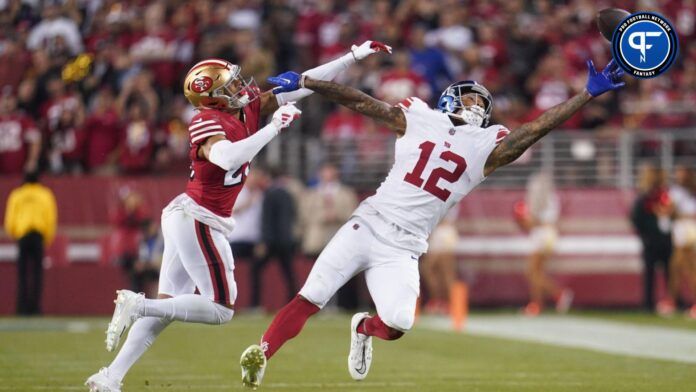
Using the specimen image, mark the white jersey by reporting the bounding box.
[354,97,509,251]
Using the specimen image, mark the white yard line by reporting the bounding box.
[420,315,696,364]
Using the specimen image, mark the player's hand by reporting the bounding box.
[585,59,625,97]
[350,40,392,61]
[271,102,302,130]
[268,71,302,94]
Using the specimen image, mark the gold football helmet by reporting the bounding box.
[183,59,257,111]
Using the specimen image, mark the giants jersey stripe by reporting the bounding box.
[191,131,225,143]
[190,125,224,137]
[189,120,218,130]
[495,128,510,145]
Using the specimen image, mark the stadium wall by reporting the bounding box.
[0,177,651,315]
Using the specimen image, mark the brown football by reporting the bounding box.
[596,8,631,41]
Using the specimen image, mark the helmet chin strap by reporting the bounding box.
[451,105,485,127]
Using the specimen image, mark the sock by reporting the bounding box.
[357,315,404,340]
[140,294,234,324]
[108,317,171,382]
[260,295,320,359]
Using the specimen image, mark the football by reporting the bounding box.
[596,8,631,41]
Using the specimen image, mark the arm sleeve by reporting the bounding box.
[275,53,356,105]
[207,122,280,171]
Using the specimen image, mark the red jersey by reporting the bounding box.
[0,114,40,174]
[185,90,262,217]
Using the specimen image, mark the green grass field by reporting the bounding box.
[1,312,695,391]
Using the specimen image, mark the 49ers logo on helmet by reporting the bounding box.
[191,76,213,93]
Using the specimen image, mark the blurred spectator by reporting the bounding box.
[661,165,696,318]
[26,2,83,57]
[408,24,452,99]
[117,100,154,174]
[251,166,297,309]
[128,3,177,91]
[4,171,57,315]
[300,163,358,309]
[0,34,32,92]
[520,171,572,316]
[377,51,431,103]
[630,163,672,313]
[0,86,40,174]
[109,186,150,292]
[82,88,122,174]
[228,169,264,260]
[46,90,85,174]
[134,222,163,298]
[421,207,459,315]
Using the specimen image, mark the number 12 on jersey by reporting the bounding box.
[403,141,467,202]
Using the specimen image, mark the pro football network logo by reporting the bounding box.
[612,12,678,78]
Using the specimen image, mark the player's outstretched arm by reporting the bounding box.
[259,41,392,115]
[268,72,406,135]
[197,103,301,171]
[305,77,406,134]
[483,60,624,177]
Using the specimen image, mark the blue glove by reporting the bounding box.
[585,59,625,97]
[267,71,302,95]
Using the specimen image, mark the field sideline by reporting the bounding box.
[1,312,695,391]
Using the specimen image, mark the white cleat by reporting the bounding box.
[348,312,372,381]
[240,344,267,389]
[105,289,144,352]
[85,367,122,392]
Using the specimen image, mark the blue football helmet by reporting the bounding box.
[437,80,492,127]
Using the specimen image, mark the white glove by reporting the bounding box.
[350,40,393,61]
[271,102,302,130]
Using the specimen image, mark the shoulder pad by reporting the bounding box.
[394,97,429,112]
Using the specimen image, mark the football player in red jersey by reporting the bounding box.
[86,41,392,392]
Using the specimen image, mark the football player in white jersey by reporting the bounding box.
[239,58,625,388]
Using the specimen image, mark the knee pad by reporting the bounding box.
[298,273,333,308]
[386,307,415,333]
[214,304,235,324]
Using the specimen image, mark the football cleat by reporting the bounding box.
[85,367,122,392]
[105,290,144,352]
[555,289,574,314]
[240,344,266,389]
[348,312,373,381]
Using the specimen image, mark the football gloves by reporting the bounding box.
[268,40,391,94]
[271,102,302,130]
[585,59,625,97]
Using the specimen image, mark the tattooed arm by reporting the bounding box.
[483,90,592,176]
[303,77,407,135]
[484,59,625,177]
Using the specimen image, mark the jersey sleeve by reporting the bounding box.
[394,97,427,113]
[188,113,225,145]
[471,124,511,183]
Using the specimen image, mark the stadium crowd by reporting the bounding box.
[0,0,694,178]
